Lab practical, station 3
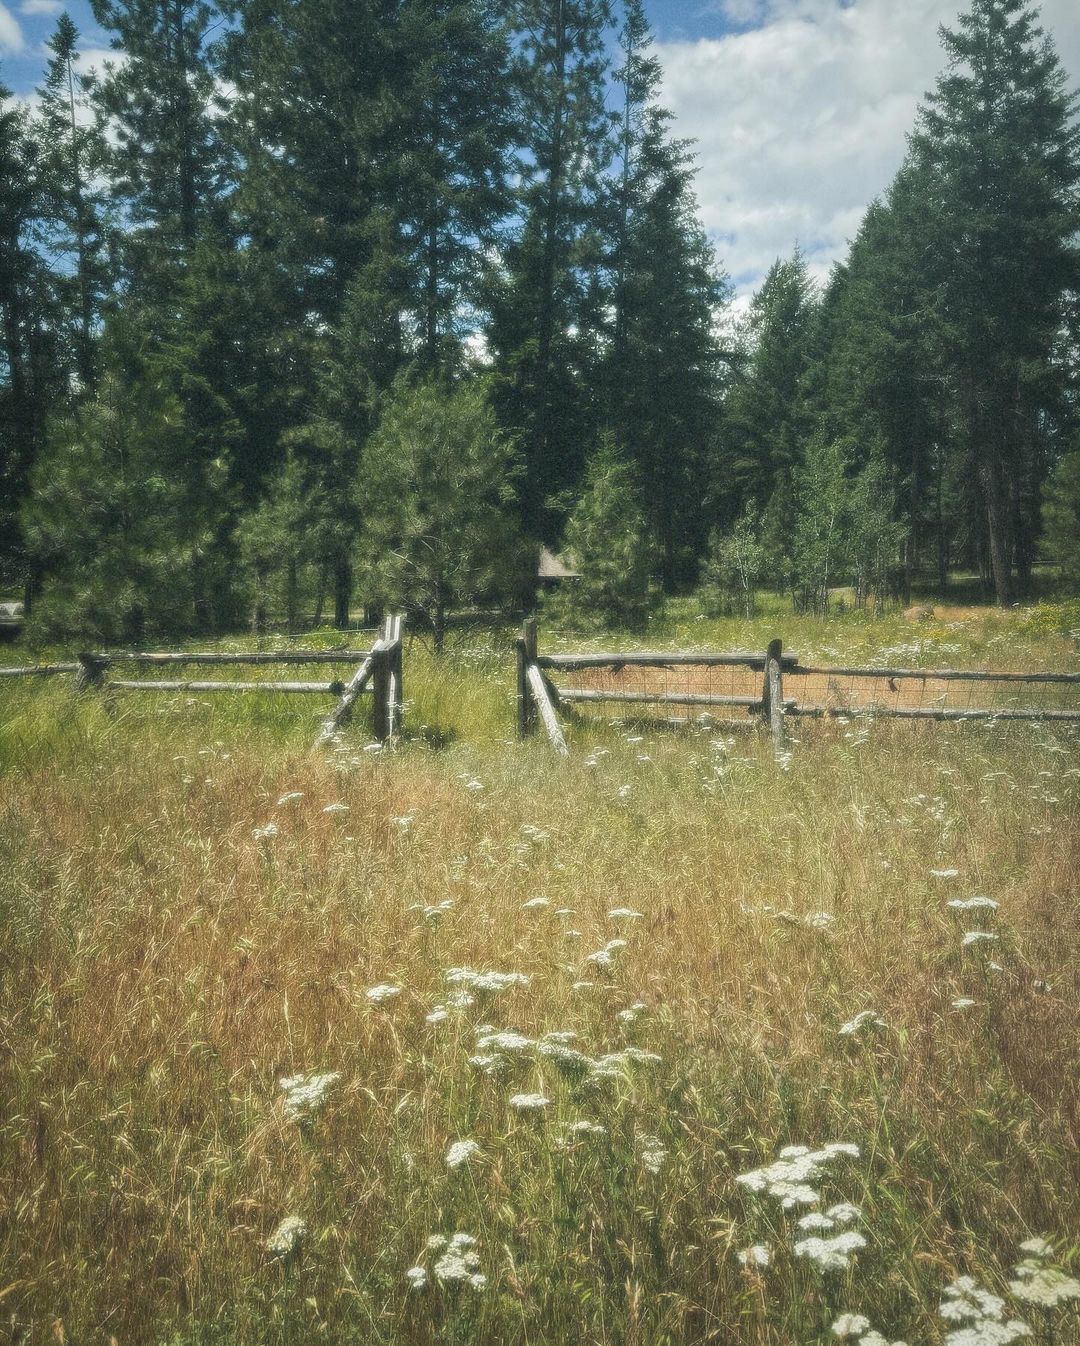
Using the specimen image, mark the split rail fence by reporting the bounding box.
[515,620,1080,754]
[0,614,405,749]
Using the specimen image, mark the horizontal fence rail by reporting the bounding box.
[517,623,1080,755]
[0,618,405,748]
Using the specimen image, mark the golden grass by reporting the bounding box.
[1,610,1078,1345]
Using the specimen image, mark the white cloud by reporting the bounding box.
[0,3,25,52]
[661,0,1080,302]
[19,0,63,15]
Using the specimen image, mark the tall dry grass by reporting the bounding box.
[0,609,1078,1345]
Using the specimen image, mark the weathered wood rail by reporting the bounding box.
[516,624,1080,755]
[0,616,406,748]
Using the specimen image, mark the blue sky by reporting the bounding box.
[3,0,1079,308]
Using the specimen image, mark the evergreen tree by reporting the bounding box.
[547,438,657,629]
[358,377,525,652]
[490,0,614,538]
[718,250,818,519]
[910,0,1080,605]
[603,0,728,588]
[1041,449,1080,588]
[33,14,112,391]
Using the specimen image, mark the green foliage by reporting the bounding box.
[699,506,765,618]
[358,376,526,650]
[547,439,658,630]
[791,436,850,616]
[23,371,223,642]
[1042,451,1080,589]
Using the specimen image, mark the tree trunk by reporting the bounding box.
[333,557,351,629]
[979,460,1013,607]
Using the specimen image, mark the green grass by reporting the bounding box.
[1,603,1078,1345]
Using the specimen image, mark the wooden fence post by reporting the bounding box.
[764,637,785,753]
[517,618,537,739]
[74,652,107,692]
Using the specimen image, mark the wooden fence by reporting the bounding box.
[0,614,405,749]
[516,621,1080,754]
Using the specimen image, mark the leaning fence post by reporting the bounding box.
[764,638,785,753]
[74,652,107,692]
[372,644,390,743]
[517,618,537,740]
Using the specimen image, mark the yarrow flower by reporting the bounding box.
[322,802,349,814]
[737,1244,771,1269]
[639,1135,667,1174]
[608,907,643,920]
[931,868,961,879]
[522,896,550,910]
[366,984,402,1004]
[265,1215,306,1260]
[509,1093,549,1112]
[832,1314,872,1338]
[952,998,978,1010]
[736,1142,860,1210]
[428,1232,487,1289]
[940,1276,1006,1323]
[962,931,999,947]
[279,1071,341,1122]
[948,897,999,912]
[617,1001,648,1025]
[445,968,530,994]
[797,1203,861,1232]
[794,1230,867,1272]
[446,1139,482,1170]
[1009,1240,1079,1309]
[253,822,279,840]
[839,1010,886,1037]
[475,1030,534,1053]
[276,792,304,805]
[405,1265,428,1289]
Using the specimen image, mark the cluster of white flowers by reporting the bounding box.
[445,1139,482,1170]
[831,1312,907,1346]
[558,1119,607,1143]
[279,1071,341,1122]
[839,1010,886,1038]
[948,896,998,912]
[276,791,304,805]
[617,1001,648,1025]
[366,983,402,1004]
[423,1232,487,1289]
[962,931,999,948]
[735,1142,860,1210]
[508,1092,549,1112]
[410,898,453,923]
[445,968,530,995]
[939,1275,1030,1346]
[585,937,629,971]
[952,998,978,1011]
[794,1229,867,1272]
[931,868,960,879]
[1009,1237,1080,1309]
[322,802,349,814]
[639,1135,667,1174]
[522,896,550,910]
[265,1214,306,1260]
[736,1244,771,1269]
[253,821,279,840]
[608,907,643,921]
[796,1202,860,1232]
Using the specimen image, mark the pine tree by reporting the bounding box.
[358,377,525,652]
[603,0,728,588]
[718,250,818,519]
[910,0,1080,605]
[1041,449,1080,588]
[547,438,657,629]
[490,0,614,538]
[33,13,112,392]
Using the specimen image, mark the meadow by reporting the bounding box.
[1,600,1078,1346]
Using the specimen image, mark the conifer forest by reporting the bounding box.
[1,0,1079,639]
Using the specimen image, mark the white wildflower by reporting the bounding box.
[322,802,349,814]
[446,1139,482,1170]
[940,1277,1007,1323]
[608,908,643,920]
[617,1001,648,1024]
[931,868,961,879]
[253,822,279,840]
[426,1008,449,1025]
[265,1215,306,1260]
[464,779,484,792]
[475,1030,534,1053]
[366,984,402,1004]
[605,938,628,952]
[1017,1237,1053,1259]
[585,949,614,970]
[804,911,835,930]
[826,1202,861,1225]
[279,1071,341,1122]
[538,1040,593,1076]
[952,998,977,1010]
[276,792,304,805]
[839,1010,886,1037]
[639,1135,667,1174]
[832,1313,872,1338]
[948,897,999,912]
[571,981,594,992]
[793,1230,867,1272]
[942,1324,1030,1346]
[405,1265,428,1289]
[523,897,550,910]
[737,1244,771,1269]
[508,1093,549,1112]
[1009,1267,1080,1308]
[962,931,998,947]
[432,1232,485,1287]
[563,1119,606,1138]
[736,1142,859,1210]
